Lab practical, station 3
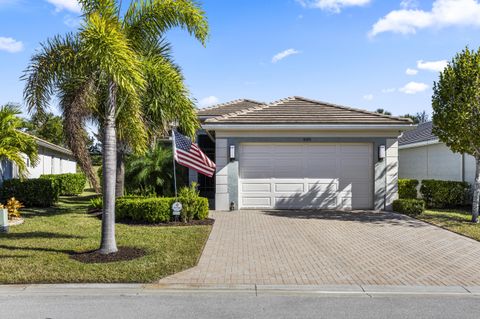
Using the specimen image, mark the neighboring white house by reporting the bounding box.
[0,134,77,183]
[398,121,476,184]
[195,96,414,211]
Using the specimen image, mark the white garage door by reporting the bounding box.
[239,143,373,210]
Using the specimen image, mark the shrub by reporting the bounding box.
[5,197,23,219]
[40,173,86,196]
[115,193,209,224]
[116,197,174,223]
[89,196,103,209]
[0,178,59,207]
[178,182,208,223]
[420,180,470,208]
[392,199,425,217]
[398,179,419,199]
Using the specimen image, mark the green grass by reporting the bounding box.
[417,208,480,241]
[0,192,211,284]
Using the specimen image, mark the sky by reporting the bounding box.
[1,0,480,117]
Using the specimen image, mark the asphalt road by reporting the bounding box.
[1,290,479,319]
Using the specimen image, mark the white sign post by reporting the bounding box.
[0,208,8,233]
[172,202,182,222]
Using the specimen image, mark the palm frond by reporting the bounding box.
[124,0,209,47]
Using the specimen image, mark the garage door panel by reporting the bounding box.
[339,144,371,155]
[242,196,271,207]
[239,143,373,210]
[242,183,271,193]
[308,182,338,192]
[275,196,337,209]
[274,183,305,193]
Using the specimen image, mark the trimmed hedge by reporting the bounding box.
[40,173,86,196]
[398,179,419,199]
[113,195,209,223]
[0,178,59,207]
[420,180,469,208]
[392,199,425,217]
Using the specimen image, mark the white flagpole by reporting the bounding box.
[171,127,178,198]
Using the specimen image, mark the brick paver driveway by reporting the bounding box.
[160,210,480,286]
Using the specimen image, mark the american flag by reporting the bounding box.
[173,130,216,177]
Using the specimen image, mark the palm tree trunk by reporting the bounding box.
[115,142,125,198]
[99,81,118,254]
[472,156,480,223]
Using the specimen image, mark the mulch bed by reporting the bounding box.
[122,218,215,227]
[87,209,215,227]
[70,247,147,264]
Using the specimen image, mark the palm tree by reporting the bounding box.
[23,0,208,254]
[125,144,175,196]
[0,104,38,179]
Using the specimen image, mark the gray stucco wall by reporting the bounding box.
[214,136,397,211]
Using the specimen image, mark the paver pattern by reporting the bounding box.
[160,210,480,286]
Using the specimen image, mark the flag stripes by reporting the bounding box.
[173,131,216,177]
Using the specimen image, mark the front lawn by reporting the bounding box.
[0,192,211,284]
[417,208,480,241]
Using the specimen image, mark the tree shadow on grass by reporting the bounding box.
[0,231,84,239]
[0,244,75,254]
[0,255,30,259]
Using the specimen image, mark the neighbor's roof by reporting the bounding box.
[399,121,437,146]
[20,131,74,156]
[197,99,265,117]
[204,96,413,125]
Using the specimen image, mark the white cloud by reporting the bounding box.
[199,96,220,108]
[405,68,418,75]
[400,0,418,9]
[381,88,396,93]
[399,81,429,94]
[370,0,480,37]
[63,14,81,28]
[417,59,448,72]
[363,94,374,101]
[46,0,81,13]
[272,48,300,63]
[296,0,371,13]
[0,37,23,53]
[0,0,19,6]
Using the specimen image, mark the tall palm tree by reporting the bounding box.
[0,104,38,179]
[23,0,208,254]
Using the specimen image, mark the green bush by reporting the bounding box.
[392,199,425,217]
[116,197,174,223]
[420,180,470,208]
[114,193,209,224]
[89,196,102,209]
[40,173,86,196]
[178,182,208,222]
[0,178,59,207]
[398,179,419,199]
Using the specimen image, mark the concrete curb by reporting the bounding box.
[0,283,479,296]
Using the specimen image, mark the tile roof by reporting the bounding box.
[197,99,265,117]
[399,121,437,146]
[204,96,413,125]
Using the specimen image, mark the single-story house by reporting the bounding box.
[193,96,414,211]
[0,135,77,183]
[399,121,476,184]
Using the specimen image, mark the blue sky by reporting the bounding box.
[1,0,480,117]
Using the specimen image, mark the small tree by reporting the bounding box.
[0,104,38,179]
[432,47,480,223]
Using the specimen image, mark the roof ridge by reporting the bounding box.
[287,96,413,123]
[197,98,264,112]
[206,103,272,122]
